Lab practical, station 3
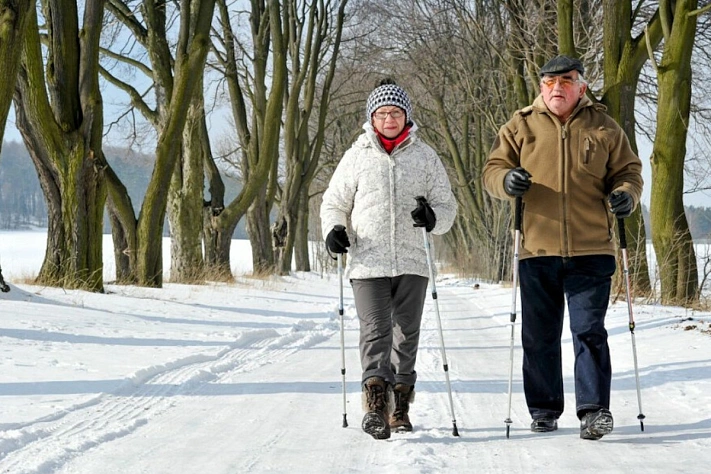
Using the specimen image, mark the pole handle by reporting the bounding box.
[617,217,627,250]
[514,197,522,231]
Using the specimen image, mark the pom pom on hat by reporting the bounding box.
[366,78,413,122]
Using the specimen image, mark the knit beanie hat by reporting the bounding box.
[366,79,413,122]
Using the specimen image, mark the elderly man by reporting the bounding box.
[483,55,643,440]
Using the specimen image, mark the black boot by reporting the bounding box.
[580,408,613,440]
[361,377,391,440]
[530,417,558,432]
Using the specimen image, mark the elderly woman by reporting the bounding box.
[320,78,457,440]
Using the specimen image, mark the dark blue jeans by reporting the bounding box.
[519,255,616,420]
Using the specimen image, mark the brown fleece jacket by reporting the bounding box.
[483,95,643,260]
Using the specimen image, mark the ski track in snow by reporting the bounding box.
[1,273,710,473]
[0,315,336,473]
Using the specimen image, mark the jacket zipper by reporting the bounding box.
[561,125,569,256]
[584,137,590,164]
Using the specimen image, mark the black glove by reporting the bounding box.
[608,191,633,218]
[504,167,532,197]
[411,196,436,232]
[326,225,350,254]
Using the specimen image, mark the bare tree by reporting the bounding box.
[271,0,348,275]
[648,0,709,305]
[0,0,33,154]
[13,0,108,291]
[102,0,217,286]
[205,0,288,275]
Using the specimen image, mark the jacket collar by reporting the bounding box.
[531,94,599,122]
[362,121,418,153]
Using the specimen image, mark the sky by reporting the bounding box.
[0,230,710,473]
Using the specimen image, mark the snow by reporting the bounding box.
[1,229,711,473]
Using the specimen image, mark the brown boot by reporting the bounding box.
[361,377,391,439]
[389,383,415,432]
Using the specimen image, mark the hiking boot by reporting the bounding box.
[530,417,558,433]
[580,408,614,440]
[389,383,415,432]
[361,377,391,440]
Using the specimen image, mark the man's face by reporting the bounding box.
[540,71,587,121]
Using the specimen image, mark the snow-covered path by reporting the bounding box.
[1,269,710,473]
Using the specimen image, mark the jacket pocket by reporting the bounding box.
[578,134,607,179]
[601,199,613,242]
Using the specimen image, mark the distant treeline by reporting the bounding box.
[0,141,247,238]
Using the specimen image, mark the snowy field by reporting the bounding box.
[1,229,710,473]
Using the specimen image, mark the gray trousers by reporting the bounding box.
[351,275,429,387]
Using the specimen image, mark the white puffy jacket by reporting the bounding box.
[320,122,457,279]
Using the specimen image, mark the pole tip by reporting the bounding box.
[342,414,348,428]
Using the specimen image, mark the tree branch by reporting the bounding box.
[99,65,158,125]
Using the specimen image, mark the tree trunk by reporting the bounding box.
[167,100,206,283]
[133,0,217,287]
[294,186,310,272]
[0,0,33,150]
[247,190,274,275]
[600,0,663,298]
[13,0,107,292]
[105,164,138,284]
[209,0,287,276]
[650,0,699,305]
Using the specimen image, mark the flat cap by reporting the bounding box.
[539,55,584,77]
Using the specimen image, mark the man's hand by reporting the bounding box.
[504,167,532,197]
[609,191,633,218]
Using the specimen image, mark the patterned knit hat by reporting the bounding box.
[366,79,413,122]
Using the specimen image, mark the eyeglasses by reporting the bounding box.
[372,109,405,120]
[541,76,580,88]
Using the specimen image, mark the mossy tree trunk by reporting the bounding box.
[13,0,107,291]
[104,0,216,287]
[0,0,33,151]
[650,0,701,306]
[598,1,664,299]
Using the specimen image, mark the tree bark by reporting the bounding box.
[13,0,107,291]
[650,0,700,305]
[0,0,33,150]
[599,0,663,298]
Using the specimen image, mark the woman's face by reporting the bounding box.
[371,106,406,138]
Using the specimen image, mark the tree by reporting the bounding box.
[13,0,108,291]
[649,0,709,305]
[272,0,348,275]
[102,0,217,286]
[0,0,33,155]
[598,0,662,298]
[206,0,287,275]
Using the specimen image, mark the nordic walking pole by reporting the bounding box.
[504,196,522,439]
[420,225,460,437]
[337,253,348,428]
[617,217,645,431]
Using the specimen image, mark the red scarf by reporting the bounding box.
[376,125,411,154]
